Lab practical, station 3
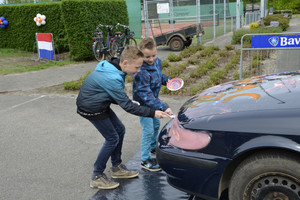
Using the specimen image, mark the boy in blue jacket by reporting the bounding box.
[76,46,168,189]
[133,38,173,172]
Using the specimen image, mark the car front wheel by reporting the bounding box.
[229,151,300,200]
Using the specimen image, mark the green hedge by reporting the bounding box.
[0,3,68,53]
[0,0,129,61]
[232,27,283,45]
[232,14,289,46]
[269,0,300,14]
[264,14,290,31]
[61,0,129,61]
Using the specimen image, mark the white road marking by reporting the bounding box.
[0,95,46,113]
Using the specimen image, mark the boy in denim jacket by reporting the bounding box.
[133,38,173,171]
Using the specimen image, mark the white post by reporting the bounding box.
[196,0,201,44]
[170,0,174,32]
[260,0,265,17]
[224,0,226,35]
[236,0,240,30]
[213,0,216,40]
[143,0,149,37]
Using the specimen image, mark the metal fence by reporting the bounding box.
[239,32,300,79]
[244,11,261,25]
[142,0,243,45]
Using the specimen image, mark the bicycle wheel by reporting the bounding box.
[93,41,105,61]
[112,39,122,58]
[125,37,137,46]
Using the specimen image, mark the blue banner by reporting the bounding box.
[251,35,300,48]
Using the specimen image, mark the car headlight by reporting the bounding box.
[168,117,211,150]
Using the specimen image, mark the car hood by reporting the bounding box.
[178,71,300,134]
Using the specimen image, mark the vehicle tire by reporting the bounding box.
[229,151,300,200]
[93,41,104,61]
[169,36,184,51]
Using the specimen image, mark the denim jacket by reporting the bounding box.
[133,57,170,111]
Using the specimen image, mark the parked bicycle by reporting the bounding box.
[92,24,115,61]
[111,23,137,58]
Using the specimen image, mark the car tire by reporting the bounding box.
[169,36,184,51]
[229,151,300,200]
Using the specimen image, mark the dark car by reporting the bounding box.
[156,71,300,200]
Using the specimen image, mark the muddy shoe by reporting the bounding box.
[111,164,139,179]
[90,173,119,189]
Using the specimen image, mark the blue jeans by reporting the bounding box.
[140,116,160,162]
[89,109,125,177]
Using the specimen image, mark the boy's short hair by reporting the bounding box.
[139,37,157,50]
[120,45,144,62]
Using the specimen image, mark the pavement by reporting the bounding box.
[0,50,189,200]
[1,16,299,200]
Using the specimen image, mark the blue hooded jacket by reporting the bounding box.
[76,58,155,120]
[133,57,169,111]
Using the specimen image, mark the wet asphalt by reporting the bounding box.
[0,17,299,200]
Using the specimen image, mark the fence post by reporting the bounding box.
[213,0,216,40]
[196,0,201,45]
[236,0,240,30]
[224,0,226,35]
[169,0,174,32]
[143,0,149,37]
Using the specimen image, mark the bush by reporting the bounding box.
[196,46,215,58]
[165,62,186,78]
[167,53,182,62]
[61,0,129,61]
[263,14,290,31]
[232,26,283,45]
[63,70,91,90]
[0,3,68,53]
[161,59,169,68]
[0,0,129,61]
[250,22,259,30]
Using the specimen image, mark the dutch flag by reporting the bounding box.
[36,33,54,60]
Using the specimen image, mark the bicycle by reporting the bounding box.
[92,24,115,61]
[111,23,137,58]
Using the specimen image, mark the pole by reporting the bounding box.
[196,0,201,44]
[213,0,216,40]
[170,0,174,32]
[260,0,265,18]
[143,0,149,37]
[224,0,226,35]
[236,0,240,30]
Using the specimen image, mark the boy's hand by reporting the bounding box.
[155,110,168,119]
[164,108,173,116]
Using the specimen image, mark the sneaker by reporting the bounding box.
[111,164,139,179]
[150,149,156,155]
[90,173,119,189]
[141,158,161,172]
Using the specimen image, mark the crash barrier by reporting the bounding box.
[35,33,55,60]
[239,32,300,79]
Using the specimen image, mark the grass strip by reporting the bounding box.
[0,60,77,75]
